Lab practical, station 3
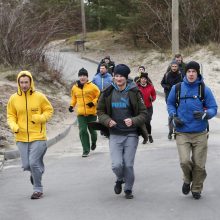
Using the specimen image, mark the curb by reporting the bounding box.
[4,123,74,161]
[81,56,99,65]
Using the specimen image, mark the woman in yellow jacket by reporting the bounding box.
[69,68,100,157]
[7,71,53,199]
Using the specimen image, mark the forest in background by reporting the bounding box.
[0,0,220,66]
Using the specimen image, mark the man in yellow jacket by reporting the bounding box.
[69,68,100,157]
[7,71,53,199]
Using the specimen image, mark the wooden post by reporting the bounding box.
[172,0,179,56]
[81,0,86,41]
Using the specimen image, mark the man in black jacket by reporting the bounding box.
[161,60,183,139]
[97,64,148,199]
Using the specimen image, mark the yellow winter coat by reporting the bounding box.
[70,81,100,116]
[7,71,54,142]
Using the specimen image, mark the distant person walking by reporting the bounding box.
[167,54,187,78]
[167,61,218,199]
[136,72,156,143]
[161,60,183,140]
[92,63,113,91]
[96,55,115,76]
[7,71,53,199]
[97,64,148,199]
[69,68,100,157]
[134,65,146,83]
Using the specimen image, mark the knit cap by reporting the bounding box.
[114,64,130,79]
[78,68,88,77]
[185,61,200,75]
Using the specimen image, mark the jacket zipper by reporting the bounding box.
[25,93,29,142]
[82,87,87,115]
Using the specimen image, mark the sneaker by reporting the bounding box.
[82,152,89,157]
[192,192,201,200]
[91,143,96,151]
[31,192,43,199]
[168,132,172,140]
[148,135,153,143]
[124,190,134,199]
[30,175,34,185]
[182,182,190,195]
[114,180,124,194]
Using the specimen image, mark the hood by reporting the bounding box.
[17,71,35,96]
[112,79,137,92]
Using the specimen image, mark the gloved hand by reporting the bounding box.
[173,116,184,127]
[69,106,74,112]
[193,111,208,120]
[86,102,94,108]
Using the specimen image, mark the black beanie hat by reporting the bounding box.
[140,72,148,79]
[185,61,200,75]
[114,64,130,79]
[78,68,88,77]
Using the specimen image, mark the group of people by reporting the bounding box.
[6,54,218,201]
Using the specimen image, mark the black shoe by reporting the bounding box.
[192,192,201,200]
[124,190,134,199]
[168,133,172,140]
[148,135,153,143]
[82,152,89,157]
[182,182,190,195]
[142,139,147,144]
[30,175,34,185]
[114,180,124,194]
[91,143,96,151]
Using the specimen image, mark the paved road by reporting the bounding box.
[1,51,220,220]
[1,95,220,220]
[46,50,97,82]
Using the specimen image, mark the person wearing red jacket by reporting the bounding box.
[136,72,156,143]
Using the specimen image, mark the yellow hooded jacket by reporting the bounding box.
[70,81,100,116]
[7,71,54,142]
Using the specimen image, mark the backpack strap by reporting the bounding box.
[175,82,182,108]
[199,81,205,103]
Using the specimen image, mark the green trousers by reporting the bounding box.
[176,131,208,193]
[77,115,97,154]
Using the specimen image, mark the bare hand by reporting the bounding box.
[124,118,133,127]
[108,120,117,128]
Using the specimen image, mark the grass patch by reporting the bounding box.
[5,74,17,81]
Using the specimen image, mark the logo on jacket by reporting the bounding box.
[112,98,129,108]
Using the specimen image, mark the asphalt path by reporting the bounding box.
[1,52,220,220]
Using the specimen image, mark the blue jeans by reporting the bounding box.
[17,140,47,193]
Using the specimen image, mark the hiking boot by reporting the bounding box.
[124,190,134,199]
[114,180,124,194]
[30,175,34,185]
[168,132,172,140]
[91,143,96,151]
[182,182,190,195]
[192,192,201,200]
[31,192,43,199]
[148,135,153,143]
[82,152,89,157]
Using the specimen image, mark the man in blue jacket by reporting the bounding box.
[167,61,218,200]
[92,63,113,91]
